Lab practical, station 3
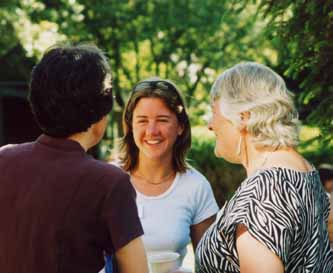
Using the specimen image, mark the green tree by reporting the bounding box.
[0,0,273,157]
[60,0,270,140]
[1,0,270,106]
[258,0,333,150]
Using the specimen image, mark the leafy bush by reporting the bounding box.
[189,125,333,207]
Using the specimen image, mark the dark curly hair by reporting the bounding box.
[119,78,191,173]
[318,164,333,185]
[29,43,113,137]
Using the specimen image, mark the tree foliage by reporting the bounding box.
[258,0,333,148]
[1,0,332,200]
[1,0,271,145]
[2,1,331,134]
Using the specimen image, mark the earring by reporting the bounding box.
[237,135,242,155]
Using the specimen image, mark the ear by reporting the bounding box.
[177,123,184,136]
[239,111,250,132]
[93,115,109,137]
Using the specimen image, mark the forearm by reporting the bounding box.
[115,237,149,273]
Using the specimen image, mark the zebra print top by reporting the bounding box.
[196,167,333,273]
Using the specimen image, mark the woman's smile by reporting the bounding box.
[132,97,183,161]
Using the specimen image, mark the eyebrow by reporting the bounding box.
[134,115,171,119]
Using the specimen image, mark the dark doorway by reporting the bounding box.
[1,96,41,145]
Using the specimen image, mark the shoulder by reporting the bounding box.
[181,167,210,183]
[236,168,303,208]
[86,158,130,182]
[180,168,218,223]
[0,142,33,158]
[245,167,298,189]
[178,167,214,193]
[0,144,16,154]
[79,157,132,194]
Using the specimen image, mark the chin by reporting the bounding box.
[214,147,223,158]
[226,157,241,164]
[143,151,165,160]
[215,147,240,164]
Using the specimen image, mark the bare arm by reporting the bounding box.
[115,236,149,273]
[236,224,284,273]
[173,216,217,273]
[190,214,216,250]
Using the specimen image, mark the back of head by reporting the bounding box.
[29,44,113,138]
[318,164,333,184]
[211,62,299,149]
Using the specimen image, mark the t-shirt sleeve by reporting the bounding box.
[217,171,298,267]
[192,172,219,225]
[100,172,144,252]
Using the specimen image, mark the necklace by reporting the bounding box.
[132,171,176,185]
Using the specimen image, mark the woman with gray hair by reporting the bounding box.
[195,62,333,273]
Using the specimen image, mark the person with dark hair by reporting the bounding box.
[318,164,333,246]
[319,164,333,198]
[0,44,148,273]
[112,78,218,270]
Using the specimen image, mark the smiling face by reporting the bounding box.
[132,97,183,163]
[208,100,241,163]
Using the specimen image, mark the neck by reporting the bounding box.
[240,135,274,176]
[240,135,300,176]
[67,117,106,152]
[68,127,98,152]
[67,133,92,152]
[134,156,175,182]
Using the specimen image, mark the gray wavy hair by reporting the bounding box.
[210,62,300,149]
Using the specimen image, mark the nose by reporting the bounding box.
[146,121,159,135]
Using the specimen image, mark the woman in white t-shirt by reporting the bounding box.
[112,78,218,271]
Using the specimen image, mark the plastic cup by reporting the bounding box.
[147,251,180,273]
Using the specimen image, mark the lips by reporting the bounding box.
[145,140,162,145]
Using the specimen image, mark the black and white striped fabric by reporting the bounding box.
[196,167,333,273]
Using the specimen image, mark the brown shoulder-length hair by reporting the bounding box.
[119,78,191,173]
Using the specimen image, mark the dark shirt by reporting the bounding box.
[0,135,143,273]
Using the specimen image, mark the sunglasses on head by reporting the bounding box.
[131,80,184,114]
[132,80,179,95]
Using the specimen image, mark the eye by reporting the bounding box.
[136,119,147,124]
[158,118,169,123]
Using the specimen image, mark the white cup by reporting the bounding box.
[147,251,180,273]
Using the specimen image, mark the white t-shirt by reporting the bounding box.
[133,168,219,264]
